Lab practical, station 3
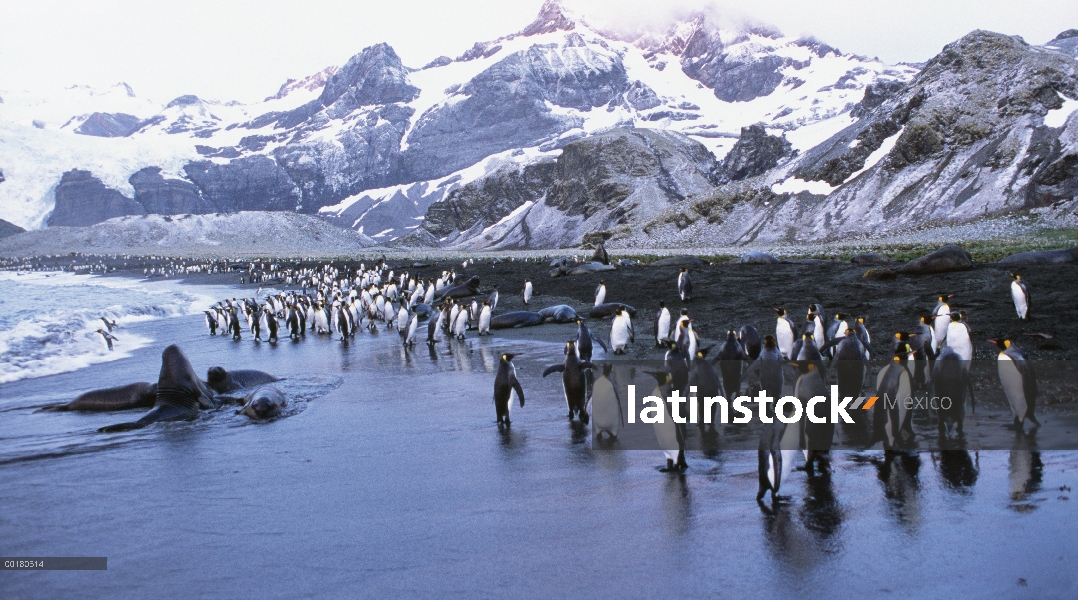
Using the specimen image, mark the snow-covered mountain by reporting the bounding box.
[0,1,1074,250]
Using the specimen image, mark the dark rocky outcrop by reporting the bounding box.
[183,157,301,213]
[0,218,24,239]
[47,170,145,227]
[712,124,792,183]
[129,167,215,215]
[898,244,973,274]
[75,112,142,137]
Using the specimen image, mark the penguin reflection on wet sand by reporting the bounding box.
[493,353,525,426]
[543,341,595,423]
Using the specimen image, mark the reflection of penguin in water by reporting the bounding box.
[1009,273,1030,320]
[588,364,622,440]
[96,329,119,351]
[990,339,1040,432]
[644,371,687,472]
[493,353,525,425]
[542,341,595,423]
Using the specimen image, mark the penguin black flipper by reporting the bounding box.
[593,335,608,353]
[543,365,565,377]
[511,376,526,407]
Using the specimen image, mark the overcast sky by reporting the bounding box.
[1,0,1075,103]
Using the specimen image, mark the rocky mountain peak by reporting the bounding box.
[318,43,419,109]
[1045,28,1078,57]
[267,66,338,101]
[519,0,577,37]
[164,95,202,109]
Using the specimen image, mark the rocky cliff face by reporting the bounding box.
[398,128,716,249]
[712,124,792,183]
[620,30,1078,247]
[0,218,24,239]
[48,170,146,226]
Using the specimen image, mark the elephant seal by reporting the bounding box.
[898,244,973,275]
[435,275,481,301]
[567,262,616,276]
[850,253,896,265]
[236,387,287,420]
[207,366,280,394]
[412,303,433,321]
[490,311,546,329]
[99,345,216,433]
[998,246,1078,265]
[590,303,636,319]
[538,305,580,323]
[41,382,157,412]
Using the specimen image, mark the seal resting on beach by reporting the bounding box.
[490,311,546,329]
[538,305,580,323]
[98,345,217,433]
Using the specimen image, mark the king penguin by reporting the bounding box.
[493,353,525,425]
[930,346,968,440]
[1009,273,1030,320]
[523,279,533,305]
[874,343,915,451]
[588,364,622,440]
[655,301,671,346]
[609,307,632,354]
[644,371,687,472]
[945,312,973,362]
[990,339,1040,432]
[543,340,595,423]
[594,280,607,307]
[774,308,796,359]
[794,361,832,476]
[716,330,744,400]
[932,294,953,353]
[678,268,692,302]
[204,311,218,336]
[477,301,492,336]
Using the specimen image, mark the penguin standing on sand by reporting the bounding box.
[594,280,607,307]
[945,312,973,361]
[452,305,469,340]
[655,301,671,346]
[286,308,302,340]
[678,268,692,302]
[609,307,633,354]
[427,307,444,345]
[774,308,796,359]
[204,311,218,336]
[739,325,762,361]
[1010,274,1030,320]
[932,294,953,353]
[543,341,595,423]
[522,279,533,305]
[228,310,242,340]
[588,364,622,440]
[477,301,491,336]
[644,371,687,472]
[493,353,525,425]
[403,310,418,347]
[757,418,786,504]
[96,328,118,351]
[989,339,1040,432]
[488,286,499,311]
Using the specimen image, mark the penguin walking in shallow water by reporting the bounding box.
[794,362,832,476]
[493,353,525,425]
[286,308,302,340]
[1009,273,1030,320]
[522,279,533,305]
[644,371,687,472]
[477,301,491,336]
[403,310,419,348]
[989,339,1040,432]
[654,301,671,346]
[594,280,607,307]
[588,364,622,440]
[427,307,444,345]
[543,341,595,423]
[677,268,692,302]
[96,328,118,351]
[265,310,278,343]
[874,344,915,450]
[204,311,218,336]
[758,418,786,504]
[774,308,796,359]
[574,318,606,362]
[228,310,242,340]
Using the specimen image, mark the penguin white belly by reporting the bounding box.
[1011,282,1028,319]
[998,354,1028,421]
[657,312,671,343]
[610,319,630,352]
[933,314,949,351]
[813,320,824,344]
[590,377,620,437]
[453,312,468,338]
[946,323,972,361]
[767,454,776,489]
[595,288,606,306]
[776,322,794,358]
[478,309,491,334]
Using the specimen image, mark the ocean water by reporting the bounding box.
[0,272,222,383]
[1,282,1077,598]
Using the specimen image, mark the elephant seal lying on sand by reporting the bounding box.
[490,311,546,329]
[99,345,217,433]
[590,303,636,319]
[538,305,580,323]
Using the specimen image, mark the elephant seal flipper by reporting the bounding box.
[99,345,207,433]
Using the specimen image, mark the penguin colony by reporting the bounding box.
[184,255,1055,505]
